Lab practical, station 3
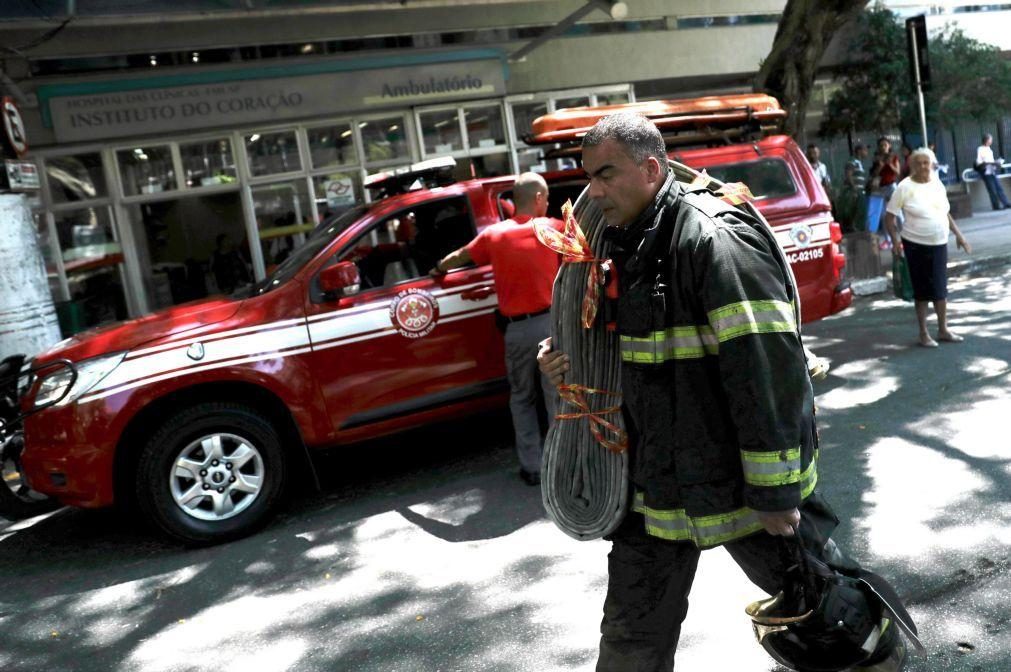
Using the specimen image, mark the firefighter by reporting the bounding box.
[537,113,909,671]
[433,172,562,486]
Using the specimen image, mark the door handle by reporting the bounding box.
[461,285,495,301]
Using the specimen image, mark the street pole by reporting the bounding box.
[909,22,929,147]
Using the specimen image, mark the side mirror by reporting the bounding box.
[319,261,360,299]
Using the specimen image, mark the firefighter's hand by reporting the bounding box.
[757,508,800,537]
[537,337,569,387]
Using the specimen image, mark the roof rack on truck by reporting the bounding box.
[525,93,786,156]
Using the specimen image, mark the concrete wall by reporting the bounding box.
[3,1,788,149]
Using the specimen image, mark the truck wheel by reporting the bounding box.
[0,433,60,520]
[136,402,287,545]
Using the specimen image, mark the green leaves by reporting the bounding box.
[820,4,1011,137]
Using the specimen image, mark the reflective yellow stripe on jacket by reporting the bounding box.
[707,299,796,342]
[620,325,718,363]
[741,447,802,487]
[620,300,796,364]
[632,455,818,547]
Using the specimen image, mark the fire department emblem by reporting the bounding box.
[389,288,440,339]
[789,224,814,248]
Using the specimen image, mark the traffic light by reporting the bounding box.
[906,15,931,92]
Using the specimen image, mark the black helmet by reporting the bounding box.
[746,540,920,672]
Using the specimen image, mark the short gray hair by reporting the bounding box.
[909,147,936,165]
[582,112,667,165]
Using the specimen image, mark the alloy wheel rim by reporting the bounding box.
[169,432,265,522]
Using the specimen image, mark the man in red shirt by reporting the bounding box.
[432,172,562,485]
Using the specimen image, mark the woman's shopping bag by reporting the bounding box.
[892,255,914,302]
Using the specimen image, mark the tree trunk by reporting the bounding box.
[754,0,870,140]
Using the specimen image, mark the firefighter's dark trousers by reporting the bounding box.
[595,493,881,671]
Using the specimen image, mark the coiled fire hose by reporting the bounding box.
[537,160,801,541]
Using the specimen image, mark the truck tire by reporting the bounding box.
[136,402,288,545]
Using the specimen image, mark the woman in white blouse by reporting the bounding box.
[883,147,971,347]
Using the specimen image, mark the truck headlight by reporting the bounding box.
[34,352,126,408]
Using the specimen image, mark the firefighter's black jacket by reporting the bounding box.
[608,172,818,549]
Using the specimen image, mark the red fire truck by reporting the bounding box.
[3,95,851,544]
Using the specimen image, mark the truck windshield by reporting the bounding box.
[704,158,797,201]
[247,205,368,296]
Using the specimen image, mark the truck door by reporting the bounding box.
[304,194,506,436]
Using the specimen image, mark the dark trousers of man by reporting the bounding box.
[595,493,888,671]
[981,173,1011,210]
[503,312,556,474]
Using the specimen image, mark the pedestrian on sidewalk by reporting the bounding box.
[836,142,869,232]
[975,133,1011,211]
[806,143,832,193]
[869,136,901,248]
[432,172,561,486]
[537,113,910,672]
[884,147,972,348]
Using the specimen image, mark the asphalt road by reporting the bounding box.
[2,266,1011,672]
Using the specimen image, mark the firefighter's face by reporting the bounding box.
[583,139,664,228]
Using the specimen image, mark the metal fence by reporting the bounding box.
[813,116,1011,189]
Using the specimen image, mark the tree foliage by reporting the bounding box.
[755,0,871,139]
[820,3,1011,137]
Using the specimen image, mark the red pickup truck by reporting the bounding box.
[6,96,851,544]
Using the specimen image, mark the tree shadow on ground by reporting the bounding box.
[0,407,572,672]
[801,270,1011,670]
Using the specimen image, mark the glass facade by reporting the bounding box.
[117,145,176,196]
[33,83,633,334]
[181,138,237,187]
[53,207,129,329]
[245,130,301,176]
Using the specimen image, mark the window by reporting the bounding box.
[554,96,590,111]
[511,101,549,145]
[181,138,237,187]
[359,117,409,165]
[464,105,505,149]
[245,130,301,176]
[123,193,248,308]
[596,92,630,106]
[307,123,358,169]
[117,145,176,196]
[45,153,107,204]
[340,196,474,290]
[52,207,128,330]
[704,159,798,201]
[251,181,315,271]
[420,109,463,155]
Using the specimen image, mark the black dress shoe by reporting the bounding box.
[519,469,541,486]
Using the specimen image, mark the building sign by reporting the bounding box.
[2,97,29,157]
[4,159,40,190]
[47,59,505,143]
[324,174,356,208]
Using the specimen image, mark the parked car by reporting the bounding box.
[8,95,851,544]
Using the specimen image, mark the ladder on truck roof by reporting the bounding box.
[525,93,787,157]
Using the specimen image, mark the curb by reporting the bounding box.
[850,252,1011,296]
[947,252,1011,278]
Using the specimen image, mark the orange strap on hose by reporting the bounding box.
[535,199,606,328]
[556,383,628,454]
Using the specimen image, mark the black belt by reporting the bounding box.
[501,308,550,323]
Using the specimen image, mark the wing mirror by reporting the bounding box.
[319,261,360,299]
